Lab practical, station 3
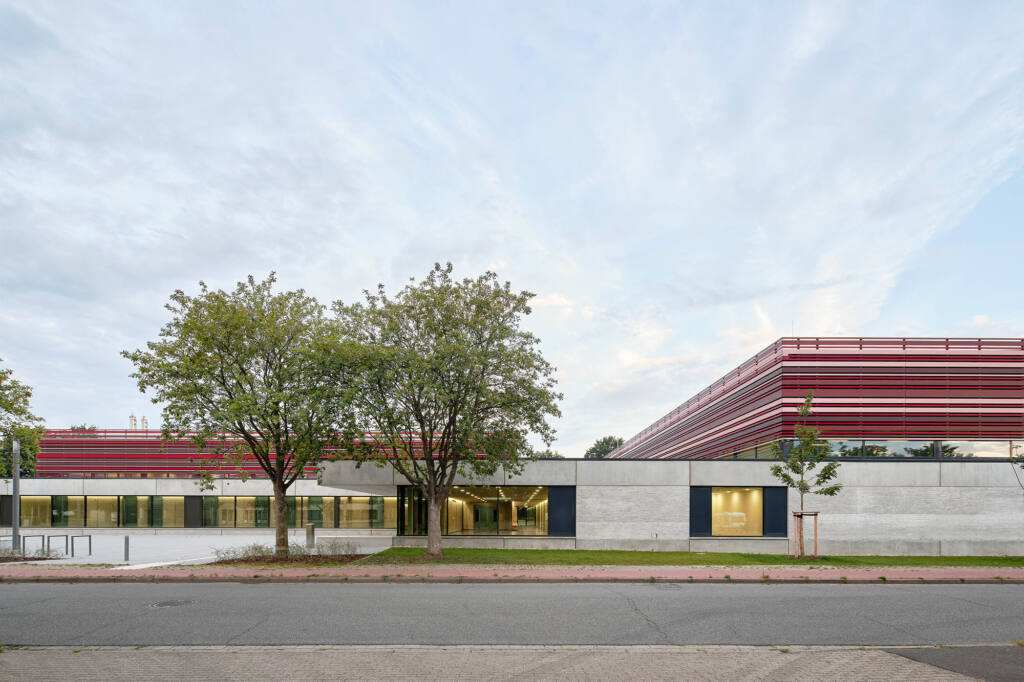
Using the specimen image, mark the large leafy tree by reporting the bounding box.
[0,358,43,478]
[584,435,623,459]
[123,275,361,556]
[768,391,842,556]
[335,263,562,558]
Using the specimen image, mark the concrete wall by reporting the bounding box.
[10,459,1024,555]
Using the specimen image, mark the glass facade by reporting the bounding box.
[398,486,551,536]
[733,440,1019,459]
[7,495,395,528]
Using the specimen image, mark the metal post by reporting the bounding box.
[305,523,315,549]
[11,440,19,553]
[124,535,129,562]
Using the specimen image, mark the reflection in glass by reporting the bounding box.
[862,441,935,457]
[711,487,763,536]
[826,440,865,457]
[942,441,1010,458]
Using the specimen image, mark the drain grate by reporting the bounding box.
[149,599,196,608]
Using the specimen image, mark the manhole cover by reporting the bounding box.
[149,600,196,608]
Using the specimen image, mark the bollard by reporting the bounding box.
[124,535,129,562]
[305,523,315,549]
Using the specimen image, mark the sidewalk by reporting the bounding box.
[0,645,987,681]
[1,561,1022,583]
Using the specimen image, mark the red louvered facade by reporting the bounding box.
[608,337,1024,460]
[36,431,323,479]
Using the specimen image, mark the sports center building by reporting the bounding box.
[4,338,1024,555]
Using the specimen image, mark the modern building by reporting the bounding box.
[3,337,1023,555]
[607,337,1024,460]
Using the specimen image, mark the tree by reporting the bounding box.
[0,425,45,478]
[0,357,43,478]
[533,449,565,459]
[584,435,623,459]
[335,263,562,558]
[69,424,97,431]
[768,391,842,556]
[123,274,361,556]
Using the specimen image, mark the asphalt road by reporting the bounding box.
[0,583,1022,647]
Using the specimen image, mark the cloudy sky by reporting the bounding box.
[2,1,1023,456]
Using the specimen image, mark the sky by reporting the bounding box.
[1,1,1023,457]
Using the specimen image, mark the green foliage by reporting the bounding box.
[68,424,97,432]
[0,424,45,478]
[123,274,361,484]
[533,449,565,459]
[123,274,363,554]
[334,263,562,552]
[0,357,41,437]
[0,357,43,478]
[768,391,842,510]
[584,435,623,459]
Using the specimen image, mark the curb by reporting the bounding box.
[1,575,1022,585]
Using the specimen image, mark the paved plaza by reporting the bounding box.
[6,532,390,567]
[0,645,1006,681]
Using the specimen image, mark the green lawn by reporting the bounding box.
[359,547,1024,568]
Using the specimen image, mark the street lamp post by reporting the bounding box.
[11,439,20,552]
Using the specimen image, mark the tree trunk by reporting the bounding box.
[273,479,289,557]
[425,497,444,558]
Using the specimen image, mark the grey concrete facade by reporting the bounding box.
[322,459,1024,555]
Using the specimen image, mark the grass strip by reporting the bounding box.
[357,548,1024,568]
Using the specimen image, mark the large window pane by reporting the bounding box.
[322,497,335,528]
[340,497,372,529]
[160,496,185,527]
[711,487,763,536]
[235,497,257,528]
[63,496,85,527]
[826,440,865,457]
[943,441,1012,458]
[87,496,118,527]
[20,496,51,527]
[397,486,550,536]
[302,497,324,528]
[120,496,150,527]
[217,497,235,527]
[255,496,270,527]
[202,496,218,527]
[862,441,935,457]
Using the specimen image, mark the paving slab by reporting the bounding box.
[887,645,1024,682]
[0,645,978,681]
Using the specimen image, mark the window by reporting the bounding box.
[690,486,786,538]
[397,486,566,536]
[86,496,119,527]
[711,487,762,536]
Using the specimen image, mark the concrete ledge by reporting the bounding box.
[392,536,577,550]
[689,538,790,554]
[574,539,689,551]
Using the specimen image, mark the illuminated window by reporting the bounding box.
[691,486,787,538]
[711,487,762,536]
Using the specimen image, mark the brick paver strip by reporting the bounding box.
[0,645,975,681]
[0,562,1021,583]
